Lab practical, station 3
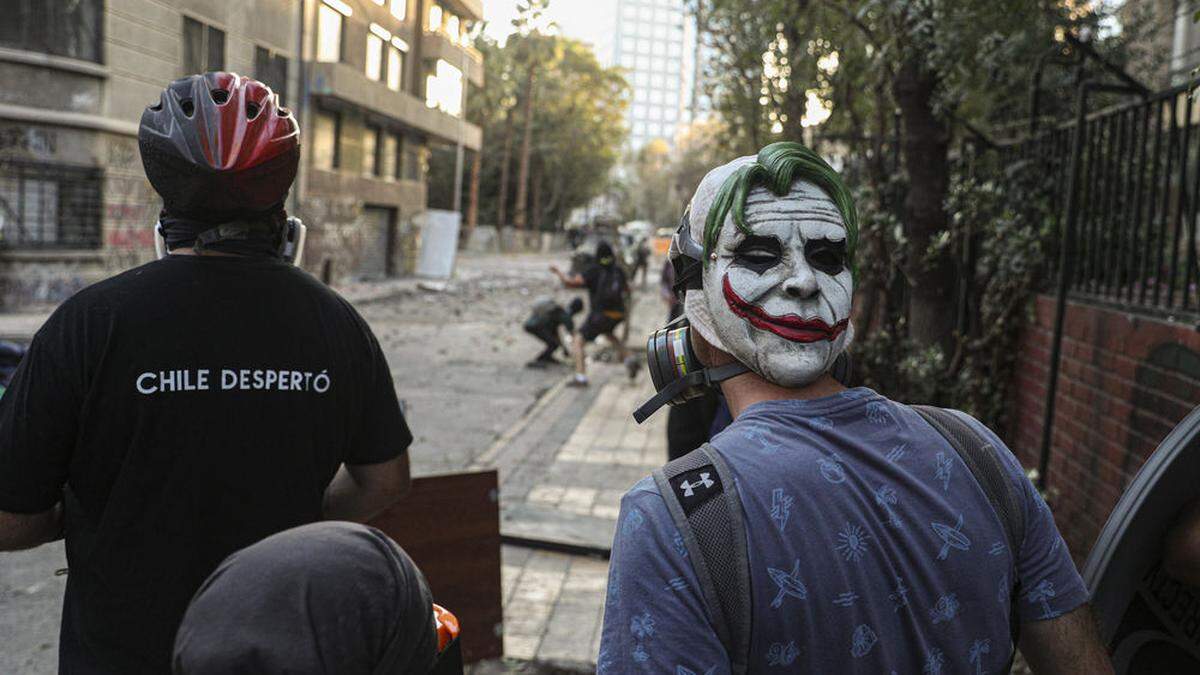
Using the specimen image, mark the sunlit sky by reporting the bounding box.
[482,1,611,47]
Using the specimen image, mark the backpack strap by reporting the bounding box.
[652,444,752,674]
[911,405,1026,666]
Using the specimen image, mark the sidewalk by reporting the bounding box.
[478,289,671,668]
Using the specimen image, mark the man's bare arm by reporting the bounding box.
[550,265,585,288]
[322,453,411,523]
[0,504,62,551]
[1019,604,1113,675]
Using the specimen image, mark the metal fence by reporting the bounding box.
[0,161,103,250]
[1008,82,1200,320]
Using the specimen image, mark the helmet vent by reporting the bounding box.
[211,89,230,104]
[148,101,163,111]
[277,107,291,117]
[180,99,195,117]
[246,101,262,120]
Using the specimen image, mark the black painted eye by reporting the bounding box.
[805,238,847,275]
[733,235,782,273]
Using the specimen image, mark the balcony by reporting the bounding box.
[421,31,483,86]
[443,0,483,21]
[308,62,481,150]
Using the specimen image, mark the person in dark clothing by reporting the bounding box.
[173,522,441,675]
[551,240,634,386]
[523,297,584,367]
[0,73,414,674]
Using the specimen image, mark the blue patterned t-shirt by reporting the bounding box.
[598,388,1089,674]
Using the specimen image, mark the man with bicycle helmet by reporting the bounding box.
[0,73,415,673]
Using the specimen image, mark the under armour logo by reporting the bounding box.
[680,472,714,497]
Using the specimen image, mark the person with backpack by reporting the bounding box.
[0,73,415,673]
[522,297,584,368]
[599,142,1112,674]
[551,240,635,386]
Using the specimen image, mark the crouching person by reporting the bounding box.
[599,142,1112,674]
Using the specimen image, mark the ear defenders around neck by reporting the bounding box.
[152,217,307,265]
[631,205,853,424]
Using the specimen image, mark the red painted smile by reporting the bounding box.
[723,275,848,343]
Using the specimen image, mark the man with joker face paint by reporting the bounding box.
[600,143,1111,675]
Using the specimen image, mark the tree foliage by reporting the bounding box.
[428,7,629,231]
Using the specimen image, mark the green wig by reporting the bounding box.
[703,141,858,274]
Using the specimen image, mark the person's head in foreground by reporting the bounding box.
[173,522,439,674]
[683,141,857,390]
[140,71,301,258]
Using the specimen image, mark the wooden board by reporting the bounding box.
[370,470,502,664]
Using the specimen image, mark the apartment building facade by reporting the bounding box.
[0,0,482,308]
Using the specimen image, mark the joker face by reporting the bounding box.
[700,179,854,386]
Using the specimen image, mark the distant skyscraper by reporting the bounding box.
[575,0,696,150]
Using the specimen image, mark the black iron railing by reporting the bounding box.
[0,161,103,250]
[1011,82,1200,320]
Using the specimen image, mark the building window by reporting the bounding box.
[366,34,385,80]
[363,127,382,176]
[387,42,406,91]
[183,17,225,75]
[382,133,398,180]
[0,162,102,250]
[428,3,443,31]
[391,0,407,22]
[0,0,102,63]
[313,110,341,171]
[254,46,289,104]
[445,14,460,44]
[316,3,345,63]
[426,59,463,117]
[402,142,423,181]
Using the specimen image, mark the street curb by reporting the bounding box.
[472,376,571,470]
[499,533,610,560]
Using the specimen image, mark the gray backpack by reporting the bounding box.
[652,405,1026,674]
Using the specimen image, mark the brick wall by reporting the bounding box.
[1009,294,1200,562]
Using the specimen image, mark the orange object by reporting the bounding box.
[432,604,460,653]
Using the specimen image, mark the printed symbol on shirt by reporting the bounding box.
[874,484,903,529]
[664,577,688,593]
[840,388,872,400]
[934,452,954,491]
[630,611,656,640]
[767,559,808,608]
[835,522,871,562]
[810,415,835,430]
[770,488,794,532]
[890,576,910,612]
[929,593,961,624]
[989,541,1005,556]
[931,512,971,560]
[681,472,714,497]
[923,647,946,674]
[832,590,859,607]
[968,638,992,675]
[1027,579,1062,620]
[597,649,613,673]
[632,643,650,663]
[746,425,782,454]
[818,454,847,484]
[850,624,878,658]
[675,666,718,675]
[766,640,799,666]
[621,507,646,538]
[671,529,688,558]
[865,401,894,425]
[998,573,1009,604]
[886,443,909,463]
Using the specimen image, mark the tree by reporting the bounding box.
[429,18,629,231]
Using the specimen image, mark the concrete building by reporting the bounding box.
[0,0,482,308]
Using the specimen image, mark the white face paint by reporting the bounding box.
[699,180,854,387]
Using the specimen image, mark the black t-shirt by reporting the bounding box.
[0,255,412,674]
[582,264,627,315]
[527,299,574,334]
